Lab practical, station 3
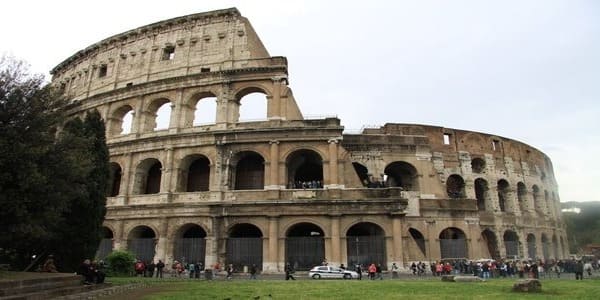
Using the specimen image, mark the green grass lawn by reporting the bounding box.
[107,277,600,299]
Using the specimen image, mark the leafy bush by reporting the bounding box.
[104,250,135,276]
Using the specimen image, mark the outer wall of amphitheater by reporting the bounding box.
[51,8,568,273]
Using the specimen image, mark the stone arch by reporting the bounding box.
[541,233,550,261]
[446,174,465,199]
[439,227,468,259]
[285,222,326,270]
[474,178,490,211]
[234,86,270,122]
[552,234,559,260]
[526,233,537,259]
[285,149,324,189]
[408,228,426,258]
[107,162,122,197]
[517,182,527,212]
[187,91,218,126]
[144,98,172,132]
[384,161,419,191]
[231,151,265,190]
[108,104,134,136]
[178,154,211,192]
[497,179,510,212]
[96,226,114,259]
[346,222,386,269]
[133,158,162,194]
[503,230,520,259]
[127,225,157,262]
[532,185,542,212]
[173,224,207,264]
[226,223,263,271]
[471,157,486,174]
[481,229,500,259]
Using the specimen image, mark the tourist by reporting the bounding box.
[226,264,234,280]
[575,260,584,280]
[78,259,95,284]
[41,255,58,273]
[249,264,258,280]
[368,263,376,280]
[134,260,145,277]
[155,260,165,278]
[285,263,295,280]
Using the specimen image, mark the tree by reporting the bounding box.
[0,56,109,271]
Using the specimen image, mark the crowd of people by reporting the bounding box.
[288,180,323,189]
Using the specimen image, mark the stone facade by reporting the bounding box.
[51,8,567,273]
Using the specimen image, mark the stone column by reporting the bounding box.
[391,217,404,268]
[155,218,169,263]
[330,216,341,267]
[327,138,340,188]
[425,220,440,261]
[266,140,280,189]
[161,147,174,195]
[205,218,219,268]
[113,219,125,251]
[122,153,133,205]
[169,89,184,133]
[268,76,283,120]
[266,217,279,272]
[216,83,233,125]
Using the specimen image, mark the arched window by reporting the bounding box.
[446,175,465,199]
[133,159,162,194]
[107,162,122,197]
[408,228,426,257]
[227,224,263,271]
[384,161,419,191]
[186,156,210,192]
[233,152,265,190]
[236,88,268,122]
[497,180,510,212]
[346,222,386,269]
[108,105,134,136]
[286,150,323,189]
[439,227,467,259]
[154,102,171,130]
[352,162,370,187]
[517,182,527,212]
[471,158,486,174]
[193,96,217,126]
[481,229,500,259]
[127,226,156,262]
[285,223,325,270]
[474,178,489,211]
[173,224,207,264]
[504,231,519,259]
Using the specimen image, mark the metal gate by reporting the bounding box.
[542,242,550,260]
[440,239,467,259]
[504,241,519,258]
[346,236,386,269]
[95,238,113,259]
[174,238,206,264]
[128,238,156,262]
[226,237,262,271]
[527,241,536,259]
[286,236,324,270]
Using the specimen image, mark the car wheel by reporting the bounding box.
[343,274,351,280]
[312,274,321,279]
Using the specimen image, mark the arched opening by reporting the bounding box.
[384,161,419,191]
[286,150,323,189]
[532,185,541,212]
[481,229,500,259]
[285,223,325,270]
[173,224,207,265]
[226,224,263,271]
[503,230,520,259]
[446,175,465,199]
[233,152,265,190]
[527,234,536,260]
[552,235,559,260]
[236,89,268,122]
[134,159,162,194]
[560,237,566,259]
[474,178,489,211]
[408,228,426,258]
[439,227,467,259]
[497,180,510,212]
[127,226,156,262]
[186,156,210,192]
[544,190,550,214]
[352,162,370,187]
[147,99,171,131]
[471,157,486,174]
[193,96,217,126]
[517,182,527,212]
[108,105,134,136]
[541,234,550,261]
[107,162,122,197]
[96,227,114,259]
[346,222,386,269]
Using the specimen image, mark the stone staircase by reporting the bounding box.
[0,273,110,300]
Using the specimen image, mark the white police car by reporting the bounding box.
[308,266,359,279]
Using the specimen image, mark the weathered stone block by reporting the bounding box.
[512,279,542,293]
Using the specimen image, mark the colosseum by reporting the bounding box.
[50,8,567,272]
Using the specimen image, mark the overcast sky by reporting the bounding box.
[2,0,598,203]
